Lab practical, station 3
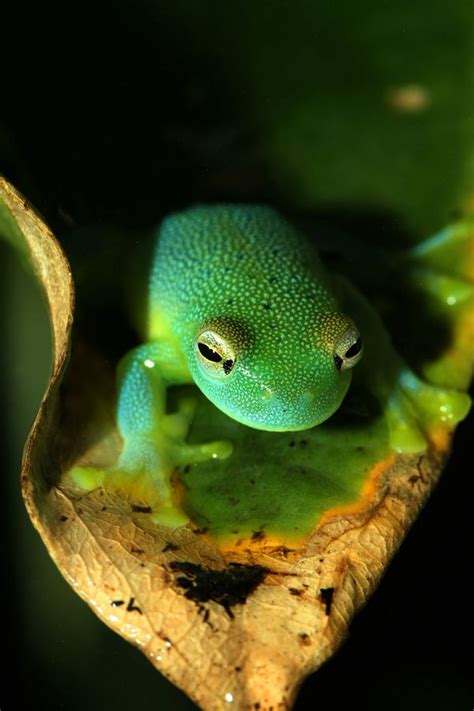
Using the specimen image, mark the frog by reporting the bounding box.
[70,204,471,526]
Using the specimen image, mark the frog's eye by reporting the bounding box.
[333,325,363,371]
[195,330,236,378]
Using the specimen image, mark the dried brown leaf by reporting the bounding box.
[1,176,455,711]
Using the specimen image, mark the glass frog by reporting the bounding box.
[70,205,471,526]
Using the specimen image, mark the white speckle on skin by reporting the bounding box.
[150,205,350,429]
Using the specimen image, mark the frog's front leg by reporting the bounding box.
[70,342,232,528]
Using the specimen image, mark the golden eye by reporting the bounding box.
[333,326,363,371]
[195,330,236,378]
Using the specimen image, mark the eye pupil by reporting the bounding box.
[344,337,362,359]
[198,342,222,362]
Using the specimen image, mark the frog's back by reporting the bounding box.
[148,204,337,341]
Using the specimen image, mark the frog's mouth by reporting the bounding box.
[205,374,352,433]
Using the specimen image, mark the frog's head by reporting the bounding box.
[187,313,363,431]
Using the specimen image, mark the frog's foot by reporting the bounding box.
[65,460,168,503]
[67,449,191,527]
[66,466,105,492]
[65,405,233,528]
[161,395,233,464]
[150,503,191,528]
[387,368,471,453]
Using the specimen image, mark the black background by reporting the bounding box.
[1,3,472,709]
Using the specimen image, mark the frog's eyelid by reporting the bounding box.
[333,330,363,371]
[195,330,236,377]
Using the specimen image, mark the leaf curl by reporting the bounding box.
[1,175,471,711]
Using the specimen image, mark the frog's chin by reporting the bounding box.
[197,372,352,431]
[213,398,344,432]
[254,420,327,432]
[230,413,335,432]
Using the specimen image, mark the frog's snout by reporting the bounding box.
[191,341,354,431]
[256,383,344,431]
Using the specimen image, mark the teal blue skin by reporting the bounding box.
[71,205,364,525]
[147,205,360,430]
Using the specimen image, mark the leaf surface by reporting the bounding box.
[2,175,472,710]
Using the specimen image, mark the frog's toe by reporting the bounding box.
[174,439,233,464]
[398,369,471,427]
[386,390,427,453]
[104,466,163,506]
[387,368,471,453]
[176,396,198,419]
[66,466,105,491]
[151,503,191,528]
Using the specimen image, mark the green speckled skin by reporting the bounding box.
[149,204,355,430]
